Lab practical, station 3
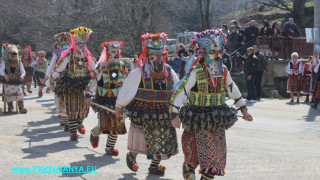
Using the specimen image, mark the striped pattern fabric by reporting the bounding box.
[135,64,174,102]
[193,64,208,92]
[135,89,173,102]
[188,91,225,106]
[97,87,121,97]
[166,67,174,91]
[95,62,125,97]
[187,63,227,106]
[106,134,118,148]
[143,78,153,89]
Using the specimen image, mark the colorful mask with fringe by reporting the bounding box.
[36,51,46,60]
[97,41,123,66]
[56,27,94,75]
[53,32,70,51]
[70,27,92,58]
[21,45,34,63]
[136,32,168,75]
[191,29,227,65]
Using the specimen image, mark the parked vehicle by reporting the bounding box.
[165,31,197,55]
[176,31,197,50]
[165,39,177,54]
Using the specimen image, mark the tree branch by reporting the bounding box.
[255,0,293,12]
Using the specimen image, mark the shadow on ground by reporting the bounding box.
[303,107,319,122]
[21,140,82,159]
[60,153,119,178]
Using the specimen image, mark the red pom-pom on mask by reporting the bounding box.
[5,43,9,46]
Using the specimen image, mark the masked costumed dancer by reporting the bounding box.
[0,43,27,113]
[85,41,128,155]
[115,33,179,176]
[286,52,303,103]
[34,51,48,97]
[170,29,252,180]
[46,32,70,92]
[51,27,96,140]
[21,46,35,95]
[46,32,70,130]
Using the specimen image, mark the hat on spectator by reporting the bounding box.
[231,20,237,24]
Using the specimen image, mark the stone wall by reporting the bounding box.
[262,59,307,97]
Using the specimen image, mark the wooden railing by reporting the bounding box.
[257,37,314,59]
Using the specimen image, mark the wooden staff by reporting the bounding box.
[237,115,253,121]
[90,102,115,113]
[90,102,126,123]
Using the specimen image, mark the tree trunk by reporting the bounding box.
[315,0,320,47]
[198,0,205,30]
[205,0,211,29]
[292,0,307,27]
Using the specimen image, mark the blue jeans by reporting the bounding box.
[245,74,257,100]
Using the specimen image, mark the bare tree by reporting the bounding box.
[255,0,307,27]
[0,0,204,56]
[198,0,212,30]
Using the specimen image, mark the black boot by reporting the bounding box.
[64,125,69,132]
[305,95,309,103]
[7,102,14,113]
[18,101,27,114]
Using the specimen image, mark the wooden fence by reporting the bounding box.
[257,37,314,59]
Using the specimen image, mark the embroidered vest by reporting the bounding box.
[3,60,22,85]
[68,53,91,77]
[5,60,20,75]
[97,62,125,97]
[188,63,227,107]
[134,65,174,102]
[290,62,300,70]
[35,59,48,73]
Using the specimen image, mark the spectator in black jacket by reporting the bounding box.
[236,29,247,55]
[245,47,258,102]
[253,45,268,101]
[232,52,245,73]
[227,25,239,53]
[259,20,273,37]
[231,20,242,33]
[245,20,259,46]
[221,49,232,71]
[177,44,187,79]
[177,43,187,58]
[282,18,301,38]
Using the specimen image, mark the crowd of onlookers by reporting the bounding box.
[286,51,320,108]
[225,18,301,55]
[131,17,316,105]
[164,44,268,103]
